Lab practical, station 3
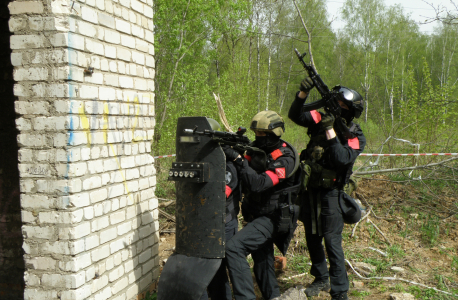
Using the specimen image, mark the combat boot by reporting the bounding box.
[331,292,348,300]
[304,279,330,297]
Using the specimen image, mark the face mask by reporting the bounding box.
[340,109,354,123]
[255,134,281,152]
[255,136,268,148]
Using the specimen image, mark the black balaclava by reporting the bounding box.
[255,133,281,153]
[340,108,355,125]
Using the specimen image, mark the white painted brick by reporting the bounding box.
[109,265,124,282]
[59,253,91,272]
[85,234,100,250]
[29,16,44,31]
[138,248,151,264]
[117,220,132,236]
[144,5,153,18]
[67,193,90,208]
[105,29,121,44]
[84,206,94,220]
[21,194,50,209]
[92,215,109,231]
[22,211,36,223]
[104,74,119,87]
[67,162,88,177]
[83,176,102,190]
[82,6,98,24]
[42,241,71,255]
[23,225,54,239]
[132,51,145,65]
[86,39,105,56]
[112,276,128,295]
[16,118,32,131]
[9,17,27,31]
[94,286,111,300]
[26,256,57,271]
[119,76,134,88]
[15,101,50,115]
[14,67,48,81]
[80,84,99,99]
[91,244,110,262]
[60,285,92,300]
[69,222,91,239]
[126,283,139,299]
[117,47,132,62]
[90,188,108,204]
[86,160,103,176]
[78,20,97,37]
[9,1,44,14]
[106,257,114,270]
[24,289,58,300]
[100,227,117,244]
[11,35,47,49]
[99,87,116,100]
[98,12,115,28]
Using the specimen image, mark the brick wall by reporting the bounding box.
[0,0,25,298]
[8,0,158,299]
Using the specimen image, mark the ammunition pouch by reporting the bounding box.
[274,184,301,234]
[300,160,337,189]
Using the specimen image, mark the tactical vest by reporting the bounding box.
[243,140,300,219]
[301,123,360,190]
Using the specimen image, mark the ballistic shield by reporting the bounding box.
[158,117,226,300]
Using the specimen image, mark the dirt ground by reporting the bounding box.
[157,175,458,299]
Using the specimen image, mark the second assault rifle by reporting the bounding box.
[294,48,355,140]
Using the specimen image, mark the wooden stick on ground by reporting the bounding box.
[159,209,176,222]
[351,208,371,238]
[346,259,458,297]
[367,218,392,245]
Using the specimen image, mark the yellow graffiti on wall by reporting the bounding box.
[76,93,154,200]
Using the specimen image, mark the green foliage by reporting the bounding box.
[420,216,441,246]
[144,292,157,300]
[153,0,458,197]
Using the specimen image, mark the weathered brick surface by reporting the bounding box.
[9,0,157,298]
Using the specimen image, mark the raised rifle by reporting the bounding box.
[294,49,354,139]
[183,126,266,158]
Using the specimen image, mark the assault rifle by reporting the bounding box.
[294,48,354,139]
[183,126,266,158]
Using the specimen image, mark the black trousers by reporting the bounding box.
[200,218,238,300]
[300,188,348,297]
[225,216,280,300]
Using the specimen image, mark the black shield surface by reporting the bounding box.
[174,117,226,258]
[157,253,222,300]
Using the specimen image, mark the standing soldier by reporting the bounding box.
[288,78,366,300]
[223,111,300,300]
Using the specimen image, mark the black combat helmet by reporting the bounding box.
[333,86,364,119]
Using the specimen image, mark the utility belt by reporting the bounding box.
[242,184,300,234]
[300,160,337,190]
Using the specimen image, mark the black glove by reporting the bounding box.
[222,145,240,161]
[299,77,314,93]
[320,113,335,130]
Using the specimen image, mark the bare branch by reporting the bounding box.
[292,0,318,72]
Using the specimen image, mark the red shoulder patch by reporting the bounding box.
[270,149,283,160]
[310,110,322,124]
[275,168,286,179]
[348,137,360,150]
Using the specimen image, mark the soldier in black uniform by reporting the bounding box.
[200,119,241,300]
[222,111,299,300]
[288,78,366,300]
